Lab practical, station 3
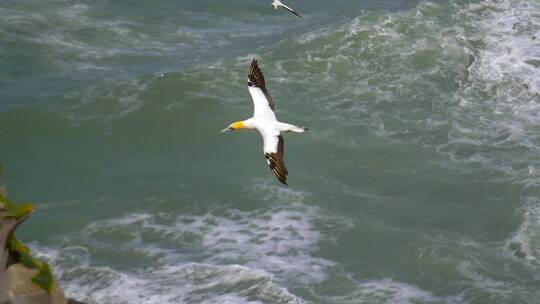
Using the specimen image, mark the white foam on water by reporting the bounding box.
[32,219,311,303]
[445,0,540,166]
[505,198,540,265]
[467,1,540,94]
[58,75,157,123]
[44,261,302,304]
[29,180,350,303]
[448,0,540,266]
[455,260,536,302]
[1,4,137,63]
[322,278,462,304]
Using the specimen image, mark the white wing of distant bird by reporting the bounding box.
[271,0,303,18]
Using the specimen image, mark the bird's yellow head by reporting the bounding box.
[220,121,245,132]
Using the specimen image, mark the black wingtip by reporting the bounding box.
[290,9,303,18]
[250,58,260,73]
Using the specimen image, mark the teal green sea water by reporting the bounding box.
[1,0,540,303]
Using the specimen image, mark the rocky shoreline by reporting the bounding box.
[0,164,86,304]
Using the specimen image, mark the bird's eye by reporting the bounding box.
[248,81,253,86]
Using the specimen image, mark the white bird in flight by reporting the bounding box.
[221,59,308,185]
[271,0,303,18]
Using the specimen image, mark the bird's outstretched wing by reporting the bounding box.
[264,135,288,185]
[248,59,277,120]
[279,3,302,18]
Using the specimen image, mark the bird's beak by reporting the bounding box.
[220,127,232,133]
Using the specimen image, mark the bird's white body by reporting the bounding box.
[245,85,305,154]
[242,118,305,154]
[271,0,282,9]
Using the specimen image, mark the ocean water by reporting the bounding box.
[1,0,540,303]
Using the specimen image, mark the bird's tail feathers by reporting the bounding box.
[279,123,308,133]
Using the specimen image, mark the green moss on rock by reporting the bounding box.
[1,162,57,294]
[0,195,35,219]
[9,237,56,292]
[31,263,55,294]
[10,237,40,269]
[0,164,34,219]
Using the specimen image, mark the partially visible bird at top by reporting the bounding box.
[271,0,303,18]
[221,59,308,185]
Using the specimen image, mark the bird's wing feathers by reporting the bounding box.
[247,59,288,185]
[279,3,302,18]
[248,59,276,120]
[264,135,288,185]
[248,59,267,93]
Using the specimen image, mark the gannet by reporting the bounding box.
[221,59,308,185]
[271,0,303,18]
